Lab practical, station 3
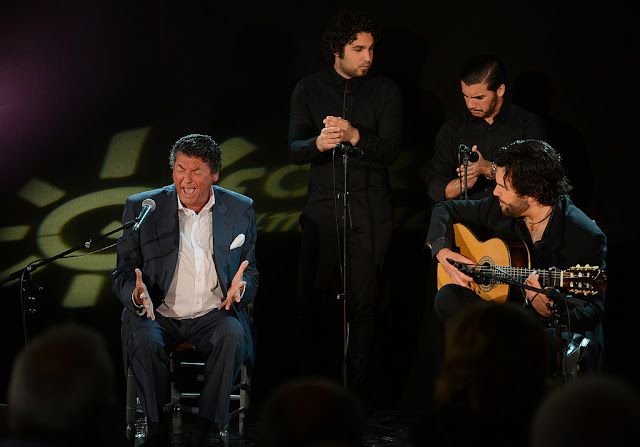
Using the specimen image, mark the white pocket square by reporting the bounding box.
[230,234,245,250]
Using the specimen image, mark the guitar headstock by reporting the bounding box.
[563,264,607,295]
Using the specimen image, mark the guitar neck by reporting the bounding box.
[477,265,565,288]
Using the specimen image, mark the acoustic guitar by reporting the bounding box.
[436,223,606,304]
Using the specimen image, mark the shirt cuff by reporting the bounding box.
[425,236,452,262]
[131,291,146,316]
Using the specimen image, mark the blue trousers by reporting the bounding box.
[124,308,248,424]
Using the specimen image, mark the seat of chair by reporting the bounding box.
[176,341,196,352]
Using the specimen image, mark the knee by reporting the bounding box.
[129,320,165,352]
[434,284,468,322]
[224,319,247,349]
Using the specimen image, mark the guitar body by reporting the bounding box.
[436,223,531,303]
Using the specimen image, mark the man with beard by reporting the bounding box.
[427,55,546,202]
[288,9,402,408]
[425,139,606,371]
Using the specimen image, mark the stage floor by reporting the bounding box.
[131,410,411,446]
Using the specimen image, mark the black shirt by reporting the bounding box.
[288,67,403,227]
[427,101,546,202]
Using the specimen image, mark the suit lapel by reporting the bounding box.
[159,185,180,297]
[212,186,233,294]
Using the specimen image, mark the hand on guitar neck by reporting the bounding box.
[436,248,475,288]
[524,272,553,317]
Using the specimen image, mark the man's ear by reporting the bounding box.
[496,84,506,98]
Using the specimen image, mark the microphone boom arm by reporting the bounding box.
[0,220,135,285]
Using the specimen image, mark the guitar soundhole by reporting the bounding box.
[477,256,495,292]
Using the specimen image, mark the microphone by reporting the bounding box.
[447,258,490,286]
[459,144,479,163]
[133,198,156,232]
[334,143,362,154]
[447,258,473,271]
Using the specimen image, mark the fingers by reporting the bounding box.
[139,291,155,320]
[135,268,143,284]
[218,296,239,311]
[234,260,249,281]
[324,116,347,127]
[317,128,343,151]
[526,270,541,285]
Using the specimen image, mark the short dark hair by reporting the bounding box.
[321,9,380,62]
[169,134,223,174]
[460,54,506,91]
[495,139,572,206]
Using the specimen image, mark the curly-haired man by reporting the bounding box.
[288,9,402,409]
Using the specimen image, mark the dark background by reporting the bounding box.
[0,0,636,421]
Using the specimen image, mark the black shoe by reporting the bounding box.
[139,422,171,447]
[139,434,171,447]
[186,417,213,447]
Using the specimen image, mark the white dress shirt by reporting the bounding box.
[156,188,224,319]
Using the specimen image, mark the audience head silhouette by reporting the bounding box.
[257,377,364,447]
[436,302,550,417]
[6,324,115,445]
[531,375,640,447]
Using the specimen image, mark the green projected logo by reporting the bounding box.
[0,127,426,309]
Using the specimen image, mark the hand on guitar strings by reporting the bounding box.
[525,271,553,317]
[436,248,476,288]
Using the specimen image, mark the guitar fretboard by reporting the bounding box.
[474,265,590,290]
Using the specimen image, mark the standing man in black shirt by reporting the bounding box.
[288,9,402,406]
[427,55,546,202]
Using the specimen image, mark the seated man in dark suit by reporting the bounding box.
[111,134,259,446]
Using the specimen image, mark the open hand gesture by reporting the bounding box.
[134,268,155,320]
[218,260,249,310]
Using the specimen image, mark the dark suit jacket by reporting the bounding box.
[111,184,259,369]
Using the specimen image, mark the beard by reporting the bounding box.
[336,57,370,79]
[470,95,499,119]
[500,196,530,218]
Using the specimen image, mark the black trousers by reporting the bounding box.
[433,284,603,373]
[295,216,392,398]
[124,308,248,424]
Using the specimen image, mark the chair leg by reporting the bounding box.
[169,356,183,435]
[218,423,230,447]
[125,366,137,441]
[238,365,250,437]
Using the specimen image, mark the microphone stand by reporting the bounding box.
[458,145,477,199]
[336,143,359,387]
[453,261,588,381]
[461,152,471,199]
[1,219,137,344]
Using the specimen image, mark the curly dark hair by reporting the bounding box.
[459,54,506,91]
[495,139,572,206]
[321,9,380,63]
[169,134,222,174]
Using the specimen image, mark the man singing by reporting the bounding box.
[111,134,258,446]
